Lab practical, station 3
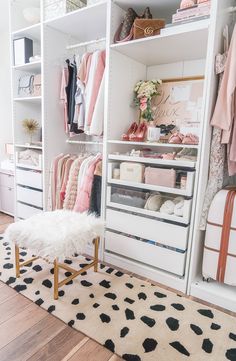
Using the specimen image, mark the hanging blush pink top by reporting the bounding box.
[211,25,236,175]
[73,154,102,213]
[86,50,106,127]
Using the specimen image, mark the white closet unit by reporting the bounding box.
[9,0,236,309]
[188,0,236,312]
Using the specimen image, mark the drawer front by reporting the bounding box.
[105,231,186,276]
[0,173,14,188]
[106,209,189,250]
[16,169,42,190]
[17,186,43,208]
[0,186,14,215]
[17,202,42,219]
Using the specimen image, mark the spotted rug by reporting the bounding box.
[0,237,236,361]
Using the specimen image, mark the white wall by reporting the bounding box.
[0,1,12,161]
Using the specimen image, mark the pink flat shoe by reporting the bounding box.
[168,132,184,144]
[182,133,199,145]
[162,153,176,160]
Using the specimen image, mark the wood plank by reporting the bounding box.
[0,293,31,324]
[108,355,123,361]
[0,303,47,349]
[0,314,65,361]
[29,326,86,361]
[0,284,17,305]
[68,339,113,361]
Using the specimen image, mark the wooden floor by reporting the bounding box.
[0,281,121,361]
[0,213,235,361]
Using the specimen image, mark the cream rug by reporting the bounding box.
[0,236,236,361]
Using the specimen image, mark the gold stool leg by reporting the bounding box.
[94,237,99,272]
[54,258,59,300]
[15,245,20,278]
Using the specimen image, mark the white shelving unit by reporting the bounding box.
[9,0,236,311]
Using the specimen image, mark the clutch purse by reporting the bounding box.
[120,162,145,183]
[145,167,176,188]
[133,19,165,40]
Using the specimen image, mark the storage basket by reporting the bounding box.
[44,0,87,20]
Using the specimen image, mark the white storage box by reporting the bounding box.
[203,189,236,286]
[107,186,192,225]
[17,202,43,219]
[105,231,186,276]
[44,0,86,20]
[16,151,42,170]
[17,185,43,208]
[16,169,42,190]
[106,208,189,250]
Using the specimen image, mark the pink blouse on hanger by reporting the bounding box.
[211,25,236,176]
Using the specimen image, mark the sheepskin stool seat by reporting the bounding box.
[4,210,104,300]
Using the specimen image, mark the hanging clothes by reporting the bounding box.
[61,50,106,137]
[200,26,229,230]
[211,24,236,176]
[89,160,102,216]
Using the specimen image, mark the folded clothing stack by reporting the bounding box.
[17,149,41,166]
[172,0,211,23]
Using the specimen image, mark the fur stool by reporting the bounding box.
[4,210,104,300]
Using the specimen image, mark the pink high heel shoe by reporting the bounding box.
[129,122,147,142]
[122,122,138,141]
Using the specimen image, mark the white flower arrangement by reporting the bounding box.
[134,79,162,122]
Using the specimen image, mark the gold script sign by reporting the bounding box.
[152,78,204,129]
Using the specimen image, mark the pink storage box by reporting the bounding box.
[145,167,176,188]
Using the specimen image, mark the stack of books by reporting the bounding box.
[172,1,211,24]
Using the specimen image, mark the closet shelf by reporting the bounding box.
[108,140,199,149]
[108,154,196,168]
[66,140,103,145]
[108,179,192,196]
[16,163,42,171]
[13,61,41,72]
[14,96,41,103]
[44,1,107,40]
[110,19,210,66]
[12,23,41,41]
[15,144,43,150]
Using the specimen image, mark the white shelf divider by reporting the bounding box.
[108,154,196,168]
[110,19,210,66]
[108,140,199,149]
[13,61,41,72]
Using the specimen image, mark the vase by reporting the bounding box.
[147,122,160,142]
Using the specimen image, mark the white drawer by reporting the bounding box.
[0,173,14,188]
[107,186,192,225]
[106,209,189,250]
[17,202,43,219]
[105,231,186,276]
[17,186,43,208]
[16,169,42,190]
[0,185,14,215]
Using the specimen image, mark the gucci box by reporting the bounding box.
[44,0,87,20]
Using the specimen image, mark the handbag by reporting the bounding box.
[145,167,176,188]
[18,75,34,96]
[32,74,41,96]
[114,7,153,43]
[133,19,165,40]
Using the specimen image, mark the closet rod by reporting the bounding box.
[66,37,106,50]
